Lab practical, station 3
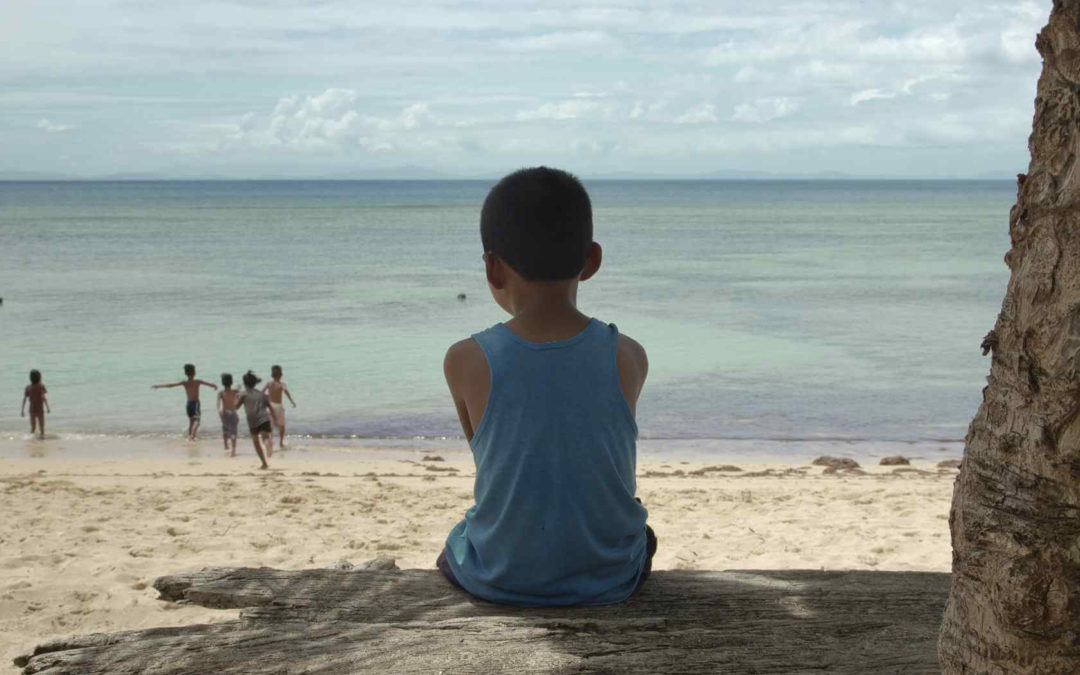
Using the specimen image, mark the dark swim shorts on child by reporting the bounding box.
[186,400,201,421]
[221,410,239,436]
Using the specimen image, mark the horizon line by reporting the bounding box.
[0,175,1019,182]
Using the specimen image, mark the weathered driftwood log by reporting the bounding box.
[938,1,1080,673]
[15,567,949,674]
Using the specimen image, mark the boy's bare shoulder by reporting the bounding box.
[444,337,485,369]
[616,332,648,370]
[444,337,490,385]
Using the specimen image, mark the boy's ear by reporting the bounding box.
[578,242,602,282]
[484,252,507,290]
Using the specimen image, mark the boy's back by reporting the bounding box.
[25,382,47,412]
[440,167,652,607]
[443,317,648,606]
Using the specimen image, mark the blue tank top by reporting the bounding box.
[443,318,647,606]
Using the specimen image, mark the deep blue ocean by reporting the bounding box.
[0,179,1012,444]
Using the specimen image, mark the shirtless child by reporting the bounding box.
[21,369,50,439]
[262,365,296,448]
[152,363,218,440]
[217,373,240,455]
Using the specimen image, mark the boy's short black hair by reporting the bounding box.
[271,364,282,376]
[184,363,195,377]
[29,369,41,384]
[243,370,260,388]
[480,166,593,281]
[221,373,233,388]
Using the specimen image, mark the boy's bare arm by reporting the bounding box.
[198,379,218,390]
[443,338,489,441]
[616,334,649,416]
[152,381,183,389]
[283,384,296,407]
[21,393,27,416]
[43,393,50,413]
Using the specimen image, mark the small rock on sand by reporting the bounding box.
[421,455,444,462]
[327,558,353,570]
[688,465,743,476]
[327,556,398,571]
[879,456,910,466]
[937,459,962,469]
[357,556,398,571]
[812,456,860,470]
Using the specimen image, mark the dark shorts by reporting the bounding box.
[250,420,272,435]
[186,400,201,421]
[221,410,239,436]
[436,524,658,598]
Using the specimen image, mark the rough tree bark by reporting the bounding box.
[938,2,1080,672]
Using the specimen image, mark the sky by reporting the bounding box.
[0,0,1048,179]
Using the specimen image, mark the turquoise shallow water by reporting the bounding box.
[0,179,1012,443]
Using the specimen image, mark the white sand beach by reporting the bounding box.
[0,449,958,665]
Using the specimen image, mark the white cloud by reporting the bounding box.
[37,118,74,133]
[732,97,799,123]
[260,89,364,151]
[675,103,718,124]
[1,2,1049,177]
[792,60,865,83]
[569,138,616,155]
[1000,24,1040,64]
[185,90,442,155]
[628,100,667,121]
[369,103,433,131]
[849,89,896,106]
[516,99,610,121]
[496,30,614,52]
[733,66,773,84]
[856,27,967,62]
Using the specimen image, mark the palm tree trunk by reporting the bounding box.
[938,2,1080,672]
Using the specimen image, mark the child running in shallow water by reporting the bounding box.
[217,373,240,455]
[262,364,296,448]
[152,364,218,440]
[237,371,271,469]
[21,369,50,439]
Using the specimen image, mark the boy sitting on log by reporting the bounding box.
[438,167,657,606]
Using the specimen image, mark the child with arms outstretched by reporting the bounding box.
[152,363,217,440]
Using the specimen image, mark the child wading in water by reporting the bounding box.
[438,167,656,606]
[21,369,51,439]
[217,373,240,455]
[152,364,217,440]
[262,364,296,448]
[237,371,272,469]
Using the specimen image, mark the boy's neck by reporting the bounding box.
[503,282,590,341]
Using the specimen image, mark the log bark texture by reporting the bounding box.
[938,2,1080,673]
[14,567,949,674]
